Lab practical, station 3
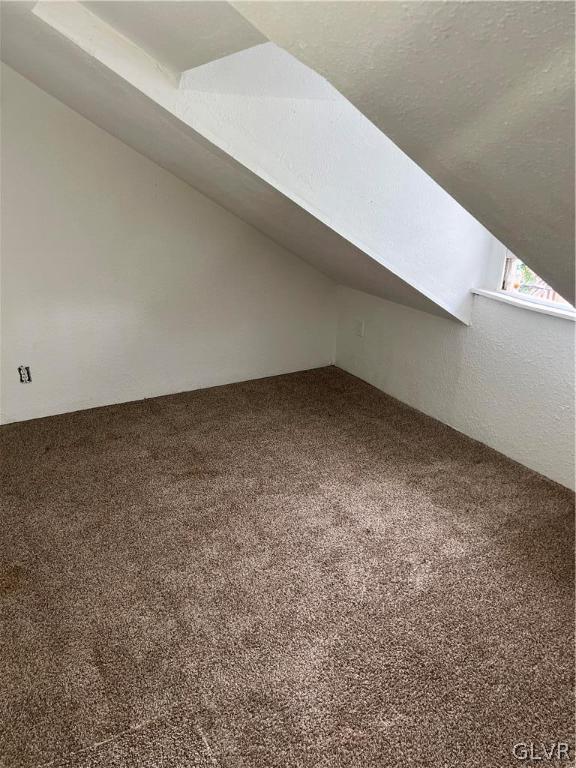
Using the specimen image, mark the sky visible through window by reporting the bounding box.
[502,256,572,308]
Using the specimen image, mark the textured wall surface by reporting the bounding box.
[337,287,575,489]
[0,65,336,423]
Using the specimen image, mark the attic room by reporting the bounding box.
[0,2,574,766]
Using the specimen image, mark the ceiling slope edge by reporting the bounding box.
[231,1,576,306]
[1,1,495,322]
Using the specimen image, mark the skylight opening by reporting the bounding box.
[501,255,572,309]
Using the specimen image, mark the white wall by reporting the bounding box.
[0,65,336,424]
[337,286,575,489]
[2,66,572,493]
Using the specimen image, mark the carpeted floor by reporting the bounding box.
[0,366,573,768]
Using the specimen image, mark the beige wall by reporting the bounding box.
[0,65,336,423]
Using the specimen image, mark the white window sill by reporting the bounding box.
[472,289,576,321]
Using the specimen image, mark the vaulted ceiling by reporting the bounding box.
[1,1,573,317]
[234,1,575,305]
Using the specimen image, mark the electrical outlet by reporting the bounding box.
[354,320,366,338]
[18,365,32,383]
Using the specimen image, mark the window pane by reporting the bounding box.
[501,256,571,307]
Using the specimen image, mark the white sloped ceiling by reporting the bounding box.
[1,2,520,323]
[234,1,575,305]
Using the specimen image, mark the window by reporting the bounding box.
[501,254,572,308]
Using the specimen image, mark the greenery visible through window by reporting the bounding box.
[501,255,572,308]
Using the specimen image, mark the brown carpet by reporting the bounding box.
[1,367,573,768]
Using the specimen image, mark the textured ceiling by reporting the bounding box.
[84,1,265,73]
[0,1,459,321]
[234,1,575,304]
[2,1,571,319]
